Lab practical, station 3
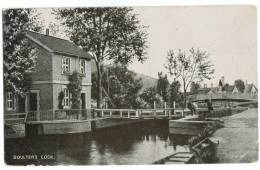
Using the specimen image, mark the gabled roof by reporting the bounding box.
[244,84,258,93]
[24,30,92,59]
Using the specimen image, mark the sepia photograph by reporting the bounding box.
[1,4,258,166]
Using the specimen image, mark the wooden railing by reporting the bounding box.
[26,109,92,122]
[24,108,191,122]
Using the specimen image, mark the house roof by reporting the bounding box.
[24,30,92,59]
[244,84,258,93]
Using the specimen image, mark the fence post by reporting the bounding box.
[36,111,40,121]
[135,110,139,118]
[110,110,112,117]
[128,110,130,118]
[164,102,167,116]
[120,110,123,118]
[101,110,104,117]
[52,110,55,120]
[173,101,176,115]
[153,101,156,118]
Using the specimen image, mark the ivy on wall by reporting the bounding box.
[67,71,82,109]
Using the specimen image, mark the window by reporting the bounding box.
[80,59,86,74]
[62,57,71,74]
[6,92,14,110]
[63,88,71,108]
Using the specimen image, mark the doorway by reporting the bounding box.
[29,92,38,111]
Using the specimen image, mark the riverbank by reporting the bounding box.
[211,108,258,163]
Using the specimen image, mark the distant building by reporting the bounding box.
[189,76,257,101]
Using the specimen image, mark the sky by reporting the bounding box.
[37,6,257,87]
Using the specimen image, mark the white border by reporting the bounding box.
[0,1,259,170]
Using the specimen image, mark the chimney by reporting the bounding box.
[204,84,207,88]
[46,28,49,36]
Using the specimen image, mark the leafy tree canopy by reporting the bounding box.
[92,65,143,109]
[3,9,42,95]
[54,7,148,108]
[157,72,170,102]
[234,79,245,93]
[165,48,215,107]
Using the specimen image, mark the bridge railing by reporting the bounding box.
[25,107,192,122]
[26,109,92,122]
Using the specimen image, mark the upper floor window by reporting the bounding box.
[63,88,71,108]
[6,92,14,110]
[80,59,86,74]
[62,57,71,74]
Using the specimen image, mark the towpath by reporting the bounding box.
[211,108,258,163]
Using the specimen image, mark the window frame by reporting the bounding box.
[63,88,71,108]
[80,59,86,74]
[6,92,14,110]
[62,57,71,74]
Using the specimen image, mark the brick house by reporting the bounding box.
[5,30,92,114]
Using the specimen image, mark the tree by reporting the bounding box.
[3,9,42,95]
[165,48,215,108]
[55,8,148,108]
[190,82,201,94]
[92,65,143,109]
[234,79,245,93]
[157,72,170,102]
[139,87,161,108]
[169,81,183,107]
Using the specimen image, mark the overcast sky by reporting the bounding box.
[37,6,257,87]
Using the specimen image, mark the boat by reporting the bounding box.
[152,137,217,164]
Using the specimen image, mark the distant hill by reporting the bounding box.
[91,60,158,92]
[134,72,157,92]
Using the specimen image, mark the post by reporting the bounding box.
[52,110,55,120]
[128,110,130,118]
[120,110,123,118]
[173,101,176,115]
[135,110,138,118]
[153,101,156,117]
[101,110,104,117]
[36,111,40,121]
[110,110,112,117]
[164,102,167,116]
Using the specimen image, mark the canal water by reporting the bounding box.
[5,120,191,165]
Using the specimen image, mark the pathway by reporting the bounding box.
[211,108,258,163]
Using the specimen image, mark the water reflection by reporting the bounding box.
[5,120,191,165]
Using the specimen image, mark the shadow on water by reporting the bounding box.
[5,120,192,165]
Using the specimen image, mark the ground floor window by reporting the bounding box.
[63,88,71,108]
[6,92,14,110]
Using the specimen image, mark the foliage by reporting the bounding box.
[223,83,229,91]
[190,81,201,94]
[234,79,245,93]
[54,7,148,108]
[139,86,161,108]
[67,71,82,109]
[165,48,215,107]
[157,72,170,102]
[3,9,42,95]
[169,81,183,107]
[58,91,65,109]
[92,65,143,109]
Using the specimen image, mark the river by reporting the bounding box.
[5,120,191,165]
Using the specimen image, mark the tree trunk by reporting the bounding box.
[183,81,187,109]
[96,62,102,109]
